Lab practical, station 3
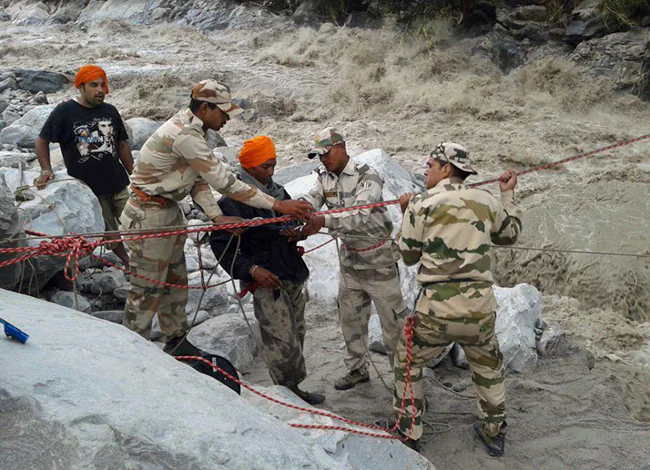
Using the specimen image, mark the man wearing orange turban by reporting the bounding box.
[35,64,133,267]
[210,135,326,406]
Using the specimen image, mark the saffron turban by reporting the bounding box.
[239,136,276,169]
[74,65,109,94]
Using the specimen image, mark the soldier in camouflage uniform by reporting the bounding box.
[120,80,313,352]
[210,135,325,405]
[301,128,409,391]
[393,142,521,455]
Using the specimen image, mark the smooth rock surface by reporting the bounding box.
[0,289,434,469]
[494,283,542,373]
[0,104,54,148]
[125,116,160,150]
[188,312,262,371]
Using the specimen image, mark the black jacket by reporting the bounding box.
[209,188,309,283]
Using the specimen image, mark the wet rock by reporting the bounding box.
[188,313,262,370]
[0,174,22,290]
[0,104,54,148]
[368,313,386,354]
[564,0,620,45]
[537,324,566,357]
[50,291,92,313]
[125,117,161,150]
[571,31,650,98]
[0,168,104,291]
[494,284,542,373]
[13,69,70,94]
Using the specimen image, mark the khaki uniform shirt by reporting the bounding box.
[301,159,400,270]
[398,177,522,286]
[130,108,274,220]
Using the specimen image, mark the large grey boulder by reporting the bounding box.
[564,0,620,44]
[6,0,50,25]
[284,148,423,308]
[0,289,433,469]
[50,290,92,313]
[0,168,104,290]
[0,104,54,148]
[0,174,21,290]
[188,312,262,371]
[494,283,542,373]
[125,117,161,150]
[12,69,70,94]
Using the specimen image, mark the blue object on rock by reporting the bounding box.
[0,317,29,344]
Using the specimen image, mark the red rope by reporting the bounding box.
[2,133,649,275]
[175,315,418,441]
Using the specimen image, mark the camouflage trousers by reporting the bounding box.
[394,282,506,441]
[250,280,307,387]
[119,198,189,339]
[338,264,408,372]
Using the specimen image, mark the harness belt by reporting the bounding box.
[130,185,172,208]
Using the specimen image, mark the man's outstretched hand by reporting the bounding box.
[273,199,314,221]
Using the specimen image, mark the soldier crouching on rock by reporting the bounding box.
[393,143,521,455]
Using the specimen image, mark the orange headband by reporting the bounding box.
[239,136,276,169]
[74,65,109,94]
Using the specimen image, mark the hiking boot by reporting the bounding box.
[473,422,505,457]
[334,368,370,391]
[163,335,201,356]
[289,386,326,405]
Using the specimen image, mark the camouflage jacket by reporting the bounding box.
[398,177,522,286]
[301,158,400,270]
[130,108,275,220]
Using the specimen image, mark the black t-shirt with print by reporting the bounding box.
[39,100,130,196]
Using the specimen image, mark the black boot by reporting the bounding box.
[289,385,326,405]
[473,422,505,457]
[163,335,201,356]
